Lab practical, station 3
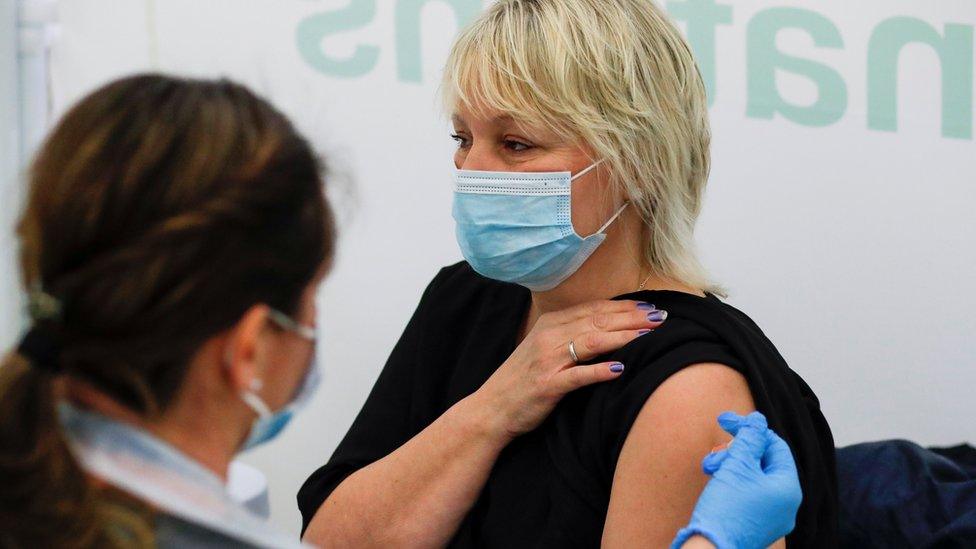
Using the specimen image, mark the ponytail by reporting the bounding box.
[0,350,154,548]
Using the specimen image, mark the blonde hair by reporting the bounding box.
[443,0,720,294]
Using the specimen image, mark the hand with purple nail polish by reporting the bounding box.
[476,299,666,438]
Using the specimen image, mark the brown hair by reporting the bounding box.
[0,74,335,547]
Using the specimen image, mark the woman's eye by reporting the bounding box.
[451,134,471,148]
[504,140,532,152]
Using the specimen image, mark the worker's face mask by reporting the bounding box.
[453,160,627,292]
[237,309,320,451]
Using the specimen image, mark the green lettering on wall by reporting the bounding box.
[747,7,847,127]
[667,0,733,106]
[296,0,379,78]
[868,17,974,140]
[395,0,483,83]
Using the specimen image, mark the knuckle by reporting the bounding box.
[591,313,610,330]
[791,490,804,508]
[548,375,569,396]
[569,366,589,384]
[582,332,602,352]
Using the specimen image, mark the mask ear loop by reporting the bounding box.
[570,159,605,181]
[225,346,273,420]
[596,202,630,234]
[241,389,272,420]
[570,159,629,236]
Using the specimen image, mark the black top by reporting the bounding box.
[298,262,838,547]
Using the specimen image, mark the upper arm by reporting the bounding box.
[601,363,756,548]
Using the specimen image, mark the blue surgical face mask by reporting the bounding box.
[453,161,628,291]
[237,309,320,452]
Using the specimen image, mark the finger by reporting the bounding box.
[551,362,625,393]
[717,410,768,437]
[565,328,652,362]
[547,304,667,363]
[701,448,729,475]
[564,308,667,341]
[546,299,654,324]
[762,430,799,477]
[725,422,770,464]
[716,412,746,435]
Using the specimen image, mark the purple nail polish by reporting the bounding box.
[610,362,625,373]
[636,302,656,311]
[647,310,667,322]
[638,329,653,336]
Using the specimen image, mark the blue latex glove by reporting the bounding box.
[671,411,803,549]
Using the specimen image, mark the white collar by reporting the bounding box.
[58,403,309,549]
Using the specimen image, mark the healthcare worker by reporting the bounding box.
[0,74,799,548]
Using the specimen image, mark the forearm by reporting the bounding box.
[678,536,783,549]
[303,390,510,548]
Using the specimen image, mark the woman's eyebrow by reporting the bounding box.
[452,113,517,127]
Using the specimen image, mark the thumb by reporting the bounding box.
[701,448,729,475]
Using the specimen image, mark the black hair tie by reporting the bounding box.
[17,325,64,374]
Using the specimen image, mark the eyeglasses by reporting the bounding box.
[268,308,316,341]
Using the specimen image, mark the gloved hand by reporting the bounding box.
[671,411,803,549]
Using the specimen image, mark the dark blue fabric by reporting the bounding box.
[838,440,976,548]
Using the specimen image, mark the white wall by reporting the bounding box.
[7,0,974,535]
[0,0,22,350]
[1,0,58,348]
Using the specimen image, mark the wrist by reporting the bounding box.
[458,389,517,448]
[680,535,718,549]
[671,525,727,549]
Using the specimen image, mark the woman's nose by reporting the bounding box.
[458,143,505,172]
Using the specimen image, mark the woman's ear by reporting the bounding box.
[223,305,272,394]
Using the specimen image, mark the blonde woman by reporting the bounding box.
[299,0,837,547]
